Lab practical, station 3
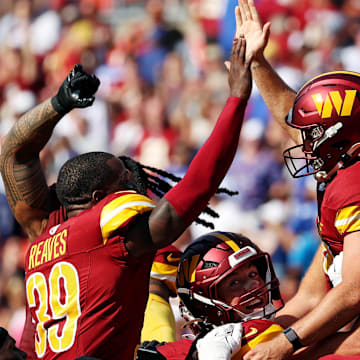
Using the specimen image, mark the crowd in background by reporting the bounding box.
[0,0,359,344]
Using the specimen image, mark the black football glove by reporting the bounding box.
[51,64,100,115]
[135,340,167,360]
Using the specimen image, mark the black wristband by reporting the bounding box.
[51,96,69,116]
[283,327,303,352]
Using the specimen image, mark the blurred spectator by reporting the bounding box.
[135,0,187,86]
[0,178,15,242]
[0,0,354,341]
[225,118,285,212]
[0,236,27,340]
[135,91,178,168]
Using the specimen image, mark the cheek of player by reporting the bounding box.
[106,157,141,194]
[301,130,317,154]
[0,337,27,360]
[217,263,267,314]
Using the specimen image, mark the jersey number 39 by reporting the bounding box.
[26,261,81,358]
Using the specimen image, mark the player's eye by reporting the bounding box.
[248,271,258,278]
[230,279,241,287]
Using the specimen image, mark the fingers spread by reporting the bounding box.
[235,5,242,28]
[239,0,247,22]
[241,0,252,21]
[263,22,271,41]
[249,0,262,23]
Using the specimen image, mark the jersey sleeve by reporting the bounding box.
[100,191,156,244]
[233,319,284,359]
[141,293,176,343]
[151,245,182,295]
[335,205,360,236]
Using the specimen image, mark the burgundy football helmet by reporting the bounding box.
[283,71,360,182]
[176,232,283,329]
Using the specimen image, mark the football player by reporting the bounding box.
[141,245,183,343]
[0,37,252,359]
[135,231,285,360]
[232,0,360,359]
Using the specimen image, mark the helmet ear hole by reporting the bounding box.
[202,261,219,269]
[252,258,268,282]
[331,139,350,151]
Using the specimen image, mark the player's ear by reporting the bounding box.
[92,190,106,203]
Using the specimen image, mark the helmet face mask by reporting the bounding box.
[283,110,325,178]
[177,232,283,332]
[210,255,279,321]
[283,71,360,182]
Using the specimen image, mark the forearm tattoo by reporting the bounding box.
[0,99,61,213]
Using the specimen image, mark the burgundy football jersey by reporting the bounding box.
[21,190,156,360]
[317,162,360,286]
[152,319,283,360]
[233,319,283,359]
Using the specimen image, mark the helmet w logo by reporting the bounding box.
[312,90,357,118]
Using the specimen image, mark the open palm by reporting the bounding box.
[235,0,271,60]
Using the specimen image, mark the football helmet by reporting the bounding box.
[176,232,283,329]
[283,71,360,182]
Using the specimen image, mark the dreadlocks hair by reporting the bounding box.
[119,156,238,229]
[56,152,119,208]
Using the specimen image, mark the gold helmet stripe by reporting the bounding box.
[298,70,360,94]
[211,232,241,252]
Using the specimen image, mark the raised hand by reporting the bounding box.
[236,0,271,61]
[228,36,252,100]
[51,64,101,115]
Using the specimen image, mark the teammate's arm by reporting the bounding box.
[126,38,252,256]
[141,246,181,343]
[141,279,176,343]
[0,99,61,241]
[290,232,360,346]
[235,0,300,144]
[244,233,360,360]
[0,65,99,241]
[275,246,328,328]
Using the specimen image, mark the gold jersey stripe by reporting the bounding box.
[100,194,155,244]
[335,206,360,235]
[151,262,178,278]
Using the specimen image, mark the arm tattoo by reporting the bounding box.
[0,99,61,217]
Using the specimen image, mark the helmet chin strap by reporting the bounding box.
[315,142,360,182]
